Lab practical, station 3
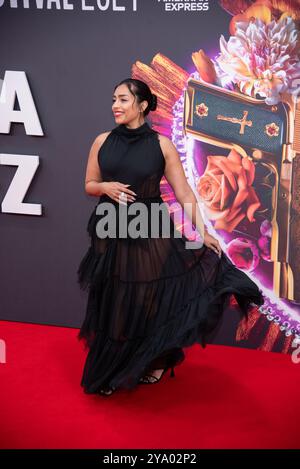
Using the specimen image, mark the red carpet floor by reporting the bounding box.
[0,319,299,449]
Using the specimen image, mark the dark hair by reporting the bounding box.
[113,78,157,116]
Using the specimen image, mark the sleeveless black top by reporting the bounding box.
[97,121,165,201]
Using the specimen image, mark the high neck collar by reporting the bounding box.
[113,121,155,141]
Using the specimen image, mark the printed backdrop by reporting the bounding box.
[1,0,300,354]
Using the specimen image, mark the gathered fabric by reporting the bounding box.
[77,122,264,393]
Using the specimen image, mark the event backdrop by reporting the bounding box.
[1,0,300,354]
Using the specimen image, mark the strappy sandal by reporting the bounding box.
[139,366,175,384]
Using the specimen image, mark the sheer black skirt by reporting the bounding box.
[77,200,264,393]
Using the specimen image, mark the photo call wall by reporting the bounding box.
[1,0,300,355]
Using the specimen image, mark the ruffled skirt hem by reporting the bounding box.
[77,244,264,393]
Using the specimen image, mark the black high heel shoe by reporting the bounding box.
[139,366,175,384]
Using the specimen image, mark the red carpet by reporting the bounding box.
[0,319,299,449]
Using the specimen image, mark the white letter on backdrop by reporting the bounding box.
[0,153,42,215]
[0,71,43,136]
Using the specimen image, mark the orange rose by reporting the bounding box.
[197,149,260,232]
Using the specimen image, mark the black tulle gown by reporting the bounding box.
[77,121,264,394]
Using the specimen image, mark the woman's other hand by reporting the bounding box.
[204,232,222,258]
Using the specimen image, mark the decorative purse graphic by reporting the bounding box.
[183,79,300,302]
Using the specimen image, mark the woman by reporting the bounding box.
[77,78,264,396]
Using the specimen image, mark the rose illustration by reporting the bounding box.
[197,149,261,232]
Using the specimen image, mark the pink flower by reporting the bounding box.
[260,219,272,237]
[215,16,300,104]
[258,235,271,261]
[227,237,260,271]
[258,235,269,252]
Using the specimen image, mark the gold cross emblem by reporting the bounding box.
[216,110,253,135]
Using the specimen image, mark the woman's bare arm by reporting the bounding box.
[84,132,111,196]
[158,135,206,241]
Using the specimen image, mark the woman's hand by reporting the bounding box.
[204,232,222,258]
[101,182,136,205]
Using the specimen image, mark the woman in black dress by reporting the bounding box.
[77,78,264,396]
